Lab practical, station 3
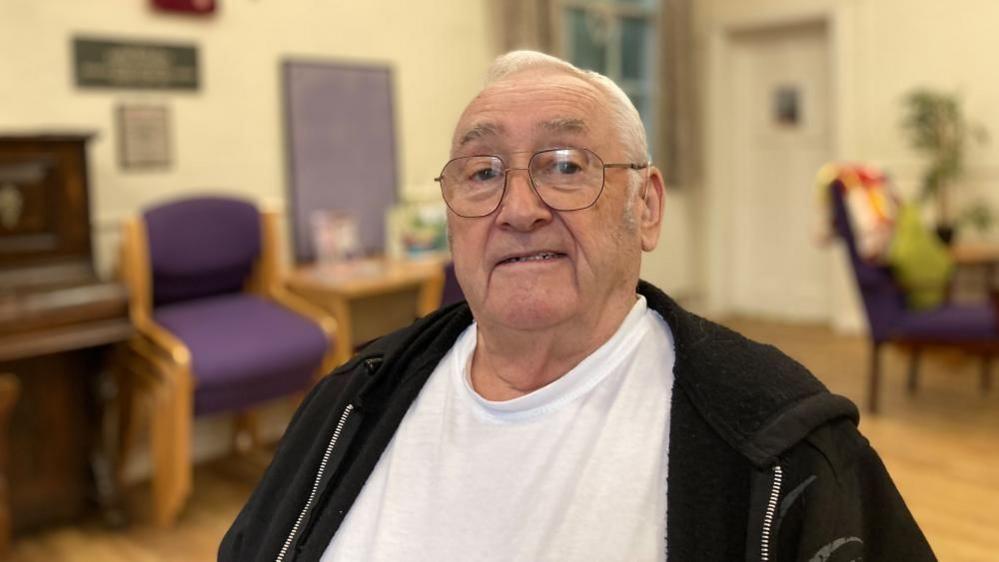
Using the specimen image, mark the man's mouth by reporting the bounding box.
[497,251,566,265]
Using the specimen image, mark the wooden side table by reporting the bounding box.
[952,243,999,278]
[952,242,999,300]
[952,242,999,391]
[287,257,447,367]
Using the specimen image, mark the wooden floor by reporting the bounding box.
[726,317,999,562]
[9,318,999,561]
[8,451,271,562]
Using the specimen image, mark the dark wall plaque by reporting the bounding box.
[774,85,801,126]
[73,37,199,91]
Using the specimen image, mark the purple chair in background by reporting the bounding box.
[116,196,337,526]
[830,180,997,413]
[440,262,465,308]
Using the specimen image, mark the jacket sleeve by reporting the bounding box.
[776,419,937,561]
[218,370,352,562]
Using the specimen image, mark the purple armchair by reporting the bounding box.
[116,196,337,526]
[830,180,997,413]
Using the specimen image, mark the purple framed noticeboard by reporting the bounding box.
[283,59,399,263]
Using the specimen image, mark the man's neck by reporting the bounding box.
[469,293,638,401]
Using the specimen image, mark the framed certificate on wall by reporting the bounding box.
[117,104,171,170]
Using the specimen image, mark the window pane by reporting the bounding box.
[627,90,655,155]
[627,92,647,121]
[566,8,607,74]
[612,0,657,7]
[621,16,648,81]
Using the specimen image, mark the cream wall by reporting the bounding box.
[853,0,999,209]
[0,0,499,476]
[0,0,693,294]
[5,3,995,324]
[693,0,999,329]
[0,0,496,274]
[641,187,696,298]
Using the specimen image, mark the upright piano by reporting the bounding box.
[0,134,132,546]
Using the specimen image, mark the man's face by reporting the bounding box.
[447,70,662,333]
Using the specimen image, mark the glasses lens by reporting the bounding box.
[530,148,604,210]
[440,156,506,217]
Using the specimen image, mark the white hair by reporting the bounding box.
[485,50,649,164]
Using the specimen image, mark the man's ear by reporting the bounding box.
[639,166,665,252]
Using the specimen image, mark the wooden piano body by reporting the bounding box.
[0,134,131,543]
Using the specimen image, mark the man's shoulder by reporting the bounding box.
[639,281,860,466]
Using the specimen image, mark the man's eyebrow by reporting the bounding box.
[537,118,589,135]
[456,118,587,148]
[458,122,503,147]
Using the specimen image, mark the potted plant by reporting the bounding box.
[900,89,990,243]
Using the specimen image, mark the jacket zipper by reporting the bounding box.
[760,464,783,562]
[275,404,355,562]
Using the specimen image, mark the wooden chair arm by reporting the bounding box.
[268,287,337,339]
[115,332,193,528]
[131,318,192,369]
[268,287,340,376]
[119,339,183,386]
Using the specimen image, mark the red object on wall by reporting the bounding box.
[152,0,216,14]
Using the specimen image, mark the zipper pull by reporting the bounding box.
[363,356,383,375]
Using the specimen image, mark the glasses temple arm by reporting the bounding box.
[604,162,651,170]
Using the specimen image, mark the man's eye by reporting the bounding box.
[469,168,500,182]
[555,161,582,174]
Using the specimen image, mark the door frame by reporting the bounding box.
[703,4,863,330]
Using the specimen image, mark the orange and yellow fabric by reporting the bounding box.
[816,163,898,261]
[817,163,953,310]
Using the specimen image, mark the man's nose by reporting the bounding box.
[495,168,552,231]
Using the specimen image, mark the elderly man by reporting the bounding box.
[220,51,933,562]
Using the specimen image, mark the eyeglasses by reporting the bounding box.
[435,147,649,218]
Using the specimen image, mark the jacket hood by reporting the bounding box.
[347,280,858,469]
[639,281,859,468]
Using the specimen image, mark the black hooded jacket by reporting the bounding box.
[220,281,935,561]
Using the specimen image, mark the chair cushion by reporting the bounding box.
[892,304,998,343]
[145,197,261,306]
[155,294,328,415]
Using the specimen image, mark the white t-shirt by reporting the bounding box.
[322,296,676,562]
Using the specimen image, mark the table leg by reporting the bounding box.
[330,296,354,367]
[418,270,446,317]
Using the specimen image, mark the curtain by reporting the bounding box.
[658,0,699,186]
[492,0,700,186]
[492,0,555,53]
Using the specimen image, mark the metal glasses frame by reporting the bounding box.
[434,147,650,218]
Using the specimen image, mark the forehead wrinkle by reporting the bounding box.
[457,122,504,148]
[451,76,610,155]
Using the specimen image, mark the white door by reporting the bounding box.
[728,21,833,322]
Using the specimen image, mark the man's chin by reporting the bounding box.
[480,297,577,333]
